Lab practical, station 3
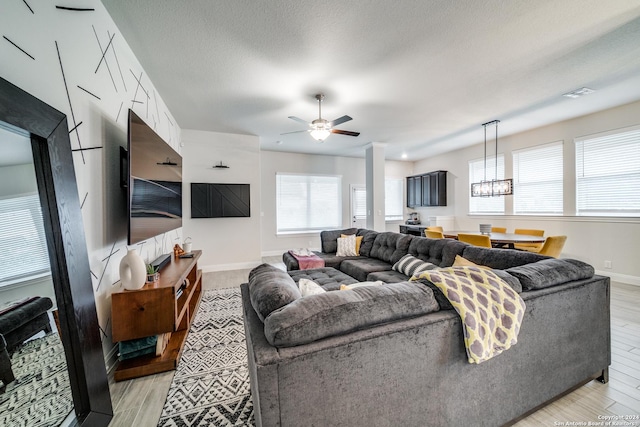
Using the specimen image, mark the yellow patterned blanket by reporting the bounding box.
[414,266,526,364]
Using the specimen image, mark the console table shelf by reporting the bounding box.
[111,250,202,382]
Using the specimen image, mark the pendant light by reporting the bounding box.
[470,120,513,197]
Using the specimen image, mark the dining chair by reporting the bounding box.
[536,236,567,258]
[457,233,492,248]
[513,228,545,252]
[425,230,444,239]
[426,226,443,232]
[491,227,507,233]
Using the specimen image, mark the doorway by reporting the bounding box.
[350,185,366,228]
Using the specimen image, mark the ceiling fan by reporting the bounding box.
[282,94,360,142]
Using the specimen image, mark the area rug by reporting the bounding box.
[157,287,254,426]
[0,332,73,427]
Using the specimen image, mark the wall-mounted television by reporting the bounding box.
[191,183,250,218]
[127,109,182,244]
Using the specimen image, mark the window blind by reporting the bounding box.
[513,141,563,215]
[385,178,404,221]
[576,126,640,216]
[353,186,367,221]
[468,155,505,214]
[0,193,51,285]
[276,173,342,233]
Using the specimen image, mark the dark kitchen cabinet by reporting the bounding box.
[406,170,447,207]
[407,176,422,208]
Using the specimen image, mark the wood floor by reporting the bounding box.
[108,265,640,427]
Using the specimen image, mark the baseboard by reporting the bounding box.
[201,261,262,273]
[261,248,320,257]
[261,250,286,257]
[594,269,640,287]
[104,343,119,375]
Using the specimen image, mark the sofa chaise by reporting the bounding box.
[242,228,610,426]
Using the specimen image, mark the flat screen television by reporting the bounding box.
[127,109,182,244]
[191,183,250,218]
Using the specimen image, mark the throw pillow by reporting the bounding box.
[341,234,363,255]
[452,255,489,269]
[336,234,358,257]
[298,278,326,297]
[392,254,437,277]
[340,280,385,290]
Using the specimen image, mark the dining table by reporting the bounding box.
[443,231,545,249]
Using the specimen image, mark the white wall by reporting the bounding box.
[181,129,262,271]
[414,100,640,284]
[259,150,413,254]
[1,3,181,362]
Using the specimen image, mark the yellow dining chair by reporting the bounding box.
[425,230,444,239]
[513,228,545,252]
[536,236,567,258]
[426,226,443,232]
[491,227,506,233]
[457,233,492,248]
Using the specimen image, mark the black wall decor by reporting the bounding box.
[191,183,251,218]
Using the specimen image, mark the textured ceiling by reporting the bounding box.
[102,0,640,160]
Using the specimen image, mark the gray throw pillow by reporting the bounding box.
[392,254,437,277]
[248,264,302,322]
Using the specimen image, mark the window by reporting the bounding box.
[385,178,404,221]
[468,154,505,214]
[513,141,563,215]
[576,126,640,216]
[276,173,342,233]
[0,193,50,285]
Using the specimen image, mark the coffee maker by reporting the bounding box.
[405,212,420,225]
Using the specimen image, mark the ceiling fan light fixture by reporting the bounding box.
[310,128,330,141]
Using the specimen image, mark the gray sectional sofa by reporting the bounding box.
[242,228,610,426]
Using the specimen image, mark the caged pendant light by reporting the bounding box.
[471,120,513,197]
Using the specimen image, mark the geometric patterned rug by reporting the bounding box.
[0,332,73,427]
[157,288,255,426]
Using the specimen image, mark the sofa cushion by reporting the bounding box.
[506,259,594,291]
[408,236,467,267]
[392,254,437,277]
[369,232,413,264]
[462,246,550,270]
[248,264,302,322]
[356,229,379,257]
[367,269,411,283]
[288,267,359,291]
[339,258,394,282]
[263,281,440,347]
[321,228,358,253]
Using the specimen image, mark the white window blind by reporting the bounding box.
[385,178,403,221]
[513,141,563,215]
[353,186,366,222]
[468,155,505,214]
[576,126,640,216]
[0,193,50,285]
[276,173,342,233]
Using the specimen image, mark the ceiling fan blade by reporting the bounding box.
[280,129,310,135]
[331,129,360,137]
[329,115,352,127]
[288,116,310,126]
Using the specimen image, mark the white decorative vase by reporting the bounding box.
[119,249,146,290]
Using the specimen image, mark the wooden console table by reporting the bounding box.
[111,250,202,381]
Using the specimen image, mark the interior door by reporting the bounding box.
[351,185,367,228]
